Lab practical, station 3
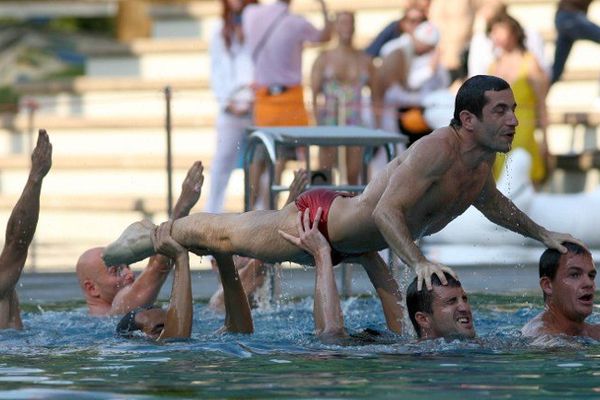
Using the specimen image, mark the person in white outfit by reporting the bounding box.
[206,0,257,213]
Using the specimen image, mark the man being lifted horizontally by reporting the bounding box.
[103,75,582,334]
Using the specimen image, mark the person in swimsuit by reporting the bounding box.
[311,11,375,186]
[281,207,475,342]
[103,76,582,336]
[0,129,52,330]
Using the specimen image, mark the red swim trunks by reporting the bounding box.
[295,188,356,265]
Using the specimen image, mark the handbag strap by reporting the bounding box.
[251,7,288,63]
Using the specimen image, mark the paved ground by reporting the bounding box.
[17,262,543,305]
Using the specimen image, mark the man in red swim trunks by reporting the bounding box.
[104,75,583,335]
[294,188,356,266]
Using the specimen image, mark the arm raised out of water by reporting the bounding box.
[474,173,587,253]
[213,253,254,334]
[371,138,457,291]
[111,162,204,314]
[0,129,51,329]
[153,220,192,340]
[280,208,347,342]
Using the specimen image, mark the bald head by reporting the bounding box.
[76,247,105,290]
[77,247,134,313]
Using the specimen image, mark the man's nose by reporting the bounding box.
[507,110,519,127]
[457,300,469,311]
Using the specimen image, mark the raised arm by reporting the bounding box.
[315,0,332,42]
[371,139,457,290]
[111,162,204,314]
[213,253,254,333]
[0,129,51,299]
[154,220,192,340]
[280,208,346,341]
[474,173,585,252]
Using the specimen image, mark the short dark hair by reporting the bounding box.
[450,75,510,128]
[406,273,462,337]
[115,304,159,337]
[539,242,590,280]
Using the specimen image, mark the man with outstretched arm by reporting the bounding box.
[103,75,582,307]
[521,242,600,340]
[76,161,204,316]
[0,129,51,329]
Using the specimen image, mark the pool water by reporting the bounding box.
[1,294,599,399]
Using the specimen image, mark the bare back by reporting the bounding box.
[328,126,494,253]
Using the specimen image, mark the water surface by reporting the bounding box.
[1,295,599,399]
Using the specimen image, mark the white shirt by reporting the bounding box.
[209,22,254,109]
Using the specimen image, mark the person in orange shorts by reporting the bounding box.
[242,0,332,208]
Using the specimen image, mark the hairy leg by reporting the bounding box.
[104,203,310,266]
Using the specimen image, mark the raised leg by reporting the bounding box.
[103,203,308,266]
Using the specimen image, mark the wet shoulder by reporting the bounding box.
[402,127,458,171]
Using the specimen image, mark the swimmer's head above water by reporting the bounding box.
[406,272,476,340]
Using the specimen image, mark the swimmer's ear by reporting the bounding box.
[83,280,100,298]
[414,311,431,331]
[540,276,552,298]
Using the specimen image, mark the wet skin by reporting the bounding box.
[420,285,476,339]
[523,251,600,339]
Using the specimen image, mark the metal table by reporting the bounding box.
[243,126,405,298]
[243,126,405,210]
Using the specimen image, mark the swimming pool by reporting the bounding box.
[1,294,599,399]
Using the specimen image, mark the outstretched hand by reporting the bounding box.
[152,220,186,259]
[541,230,588,254]
[278,208,330,257]
[177,161,204,212]
[30,129,52,181]
[414,260,458,291]
[285,169,309,205]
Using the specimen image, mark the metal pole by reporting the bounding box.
[164,86,173,217]
[337,93,352,297]
[25,98,38,272]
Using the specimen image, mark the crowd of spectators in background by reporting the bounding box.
[206,0,599,213]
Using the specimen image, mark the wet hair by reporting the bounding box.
[487,13,526,52]
[450,75,510,128]
[115,304,160,337]
[539,242,590,301]
[539,242,590,280]
[406,273,462,338]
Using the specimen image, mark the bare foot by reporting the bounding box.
[103,220,156,266]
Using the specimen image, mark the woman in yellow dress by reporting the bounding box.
[488,13,549,184]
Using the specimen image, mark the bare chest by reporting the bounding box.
[411,165,489,234]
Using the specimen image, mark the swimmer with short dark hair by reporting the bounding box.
[104,75,584,337]
[281,207,475,342]
[522,242,600,340]
[406,272,475,339]
[0,129,52,330]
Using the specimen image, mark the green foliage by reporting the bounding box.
[47,17,115,36]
